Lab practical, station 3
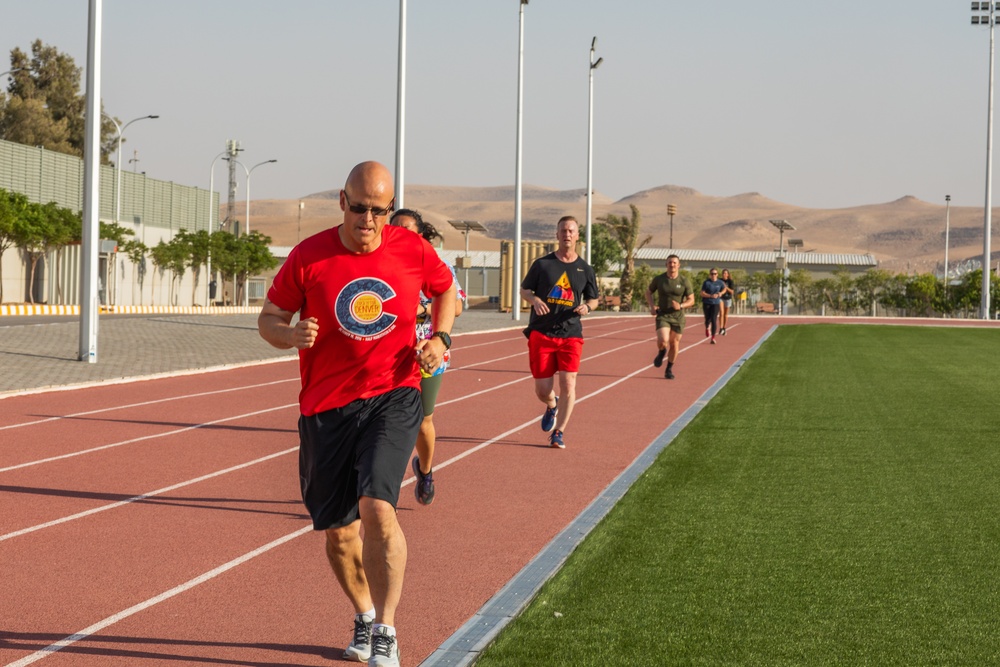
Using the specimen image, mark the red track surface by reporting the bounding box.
[1,315,993,666]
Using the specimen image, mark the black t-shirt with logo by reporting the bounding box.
[521,253,599,338]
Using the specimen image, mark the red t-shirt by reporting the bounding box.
[267,224,453,415]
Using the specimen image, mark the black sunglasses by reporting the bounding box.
[344,192,394,218]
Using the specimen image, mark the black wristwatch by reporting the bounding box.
[432,331,452,350]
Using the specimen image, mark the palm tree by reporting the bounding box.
[599,204,651,312]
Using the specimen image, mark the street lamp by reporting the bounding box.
[105,114,159,229]
[395,0,408,209]
[224,157,277,306]
[205,150,229,307]
[769,219,795,316]
[667,204,677,248]
[944,194,952,301]
[513,0,528,321]
[972,2,995,319]
[586,36,603,265]
[0,67,23,80]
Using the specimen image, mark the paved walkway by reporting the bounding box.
[0,310,537,396]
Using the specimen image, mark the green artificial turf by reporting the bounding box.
[476,325,1000,666]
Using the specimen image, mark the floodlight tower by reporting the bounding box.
[586,36,602,264]
[972,1,996,319]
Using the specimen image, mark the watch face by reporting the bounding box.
[434,332,452,348]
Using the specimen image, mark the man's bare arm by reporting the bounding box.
[258,299,319,350]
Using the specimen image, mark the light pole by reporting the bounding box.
[586,36,603,265]
[769,219,795,316]
[513,0,528,321]
[944,194,951,301]
[79,0,102,363]
[395,0,408,209]
[297,200,305,244]
[667,204,677,248]
[224,157,277,306]
[973,2,995,319]
[105,114,159,230]
[206,150,228,307]
[0,67,23,80]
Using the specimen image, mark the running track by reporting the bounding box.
[1,315,992,666]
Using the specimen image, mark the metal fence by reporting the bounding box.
[0,138,216,232]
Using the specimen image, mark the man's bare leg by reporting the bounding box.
[325,521,373,613]
[358,496,407,627]
[554,371,578,432]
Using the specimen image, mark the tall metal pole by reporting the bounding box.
[79,0,102,363]
[108,115,158,230]
[395,0,407,208]
[586,37,602,266]
[206,150,227,307]
[982,3,996,319]
[243,159,277,307]
[944,194,951,301]
[513,0,528,321]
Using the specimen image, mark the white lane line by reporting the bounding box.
[0,447,298,543]
[0,404,297,474]
[0,379,297,432]
[4,524,314,667]
[3,322,741,664]
[0,355,297,402]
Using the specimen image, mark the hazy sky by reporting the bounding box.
[0,1,993,209]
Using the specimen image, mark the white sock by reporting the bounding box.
[358,608,375,622]
[372,623,396,637]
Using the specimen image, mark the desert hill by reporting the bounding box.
[247,185,992,274]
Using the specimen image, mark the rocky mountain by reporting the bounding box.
[247,185,994,274]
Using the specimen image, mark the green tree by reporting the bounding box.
[45,202,81,304]
[121,238,148,305]
[631,262,656,311]
[854,268,894,317]
[1,40,116,161]
[239,231,279,303]
[953,269,1000,317]
[599,204,651,312]
[788,268,813,314]
[12,199,53,303]
[903,273,940,317]
[0,189,34,302]
[174,229,211,305]
[588,223,622,301]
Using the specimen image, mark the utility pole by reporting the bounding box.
[225,139,242,235]
[667,204,677,248]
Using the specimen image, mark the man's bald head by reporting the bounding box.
[344,161,394,202]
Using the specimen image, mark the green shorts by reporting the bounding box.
[655,311,685,334]
[420,371,444,417]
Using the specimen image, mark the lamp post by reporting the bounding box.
[586,36,603,265]
[513,0,528,321]
[224,157,277,306]
[297,200,304,244]
[667,204,677,248]
[206,150,228,307]
[944,194,951,302]
[0,67,23,80]
[105,114,159,230]
[973,2,996,319]
[769,219,795,316]
[395,0,408,209]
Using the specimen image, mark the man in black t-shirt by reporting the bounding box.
[519,216,599,449]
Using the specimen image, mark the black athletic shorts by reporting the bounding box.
[297,386,422,531]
